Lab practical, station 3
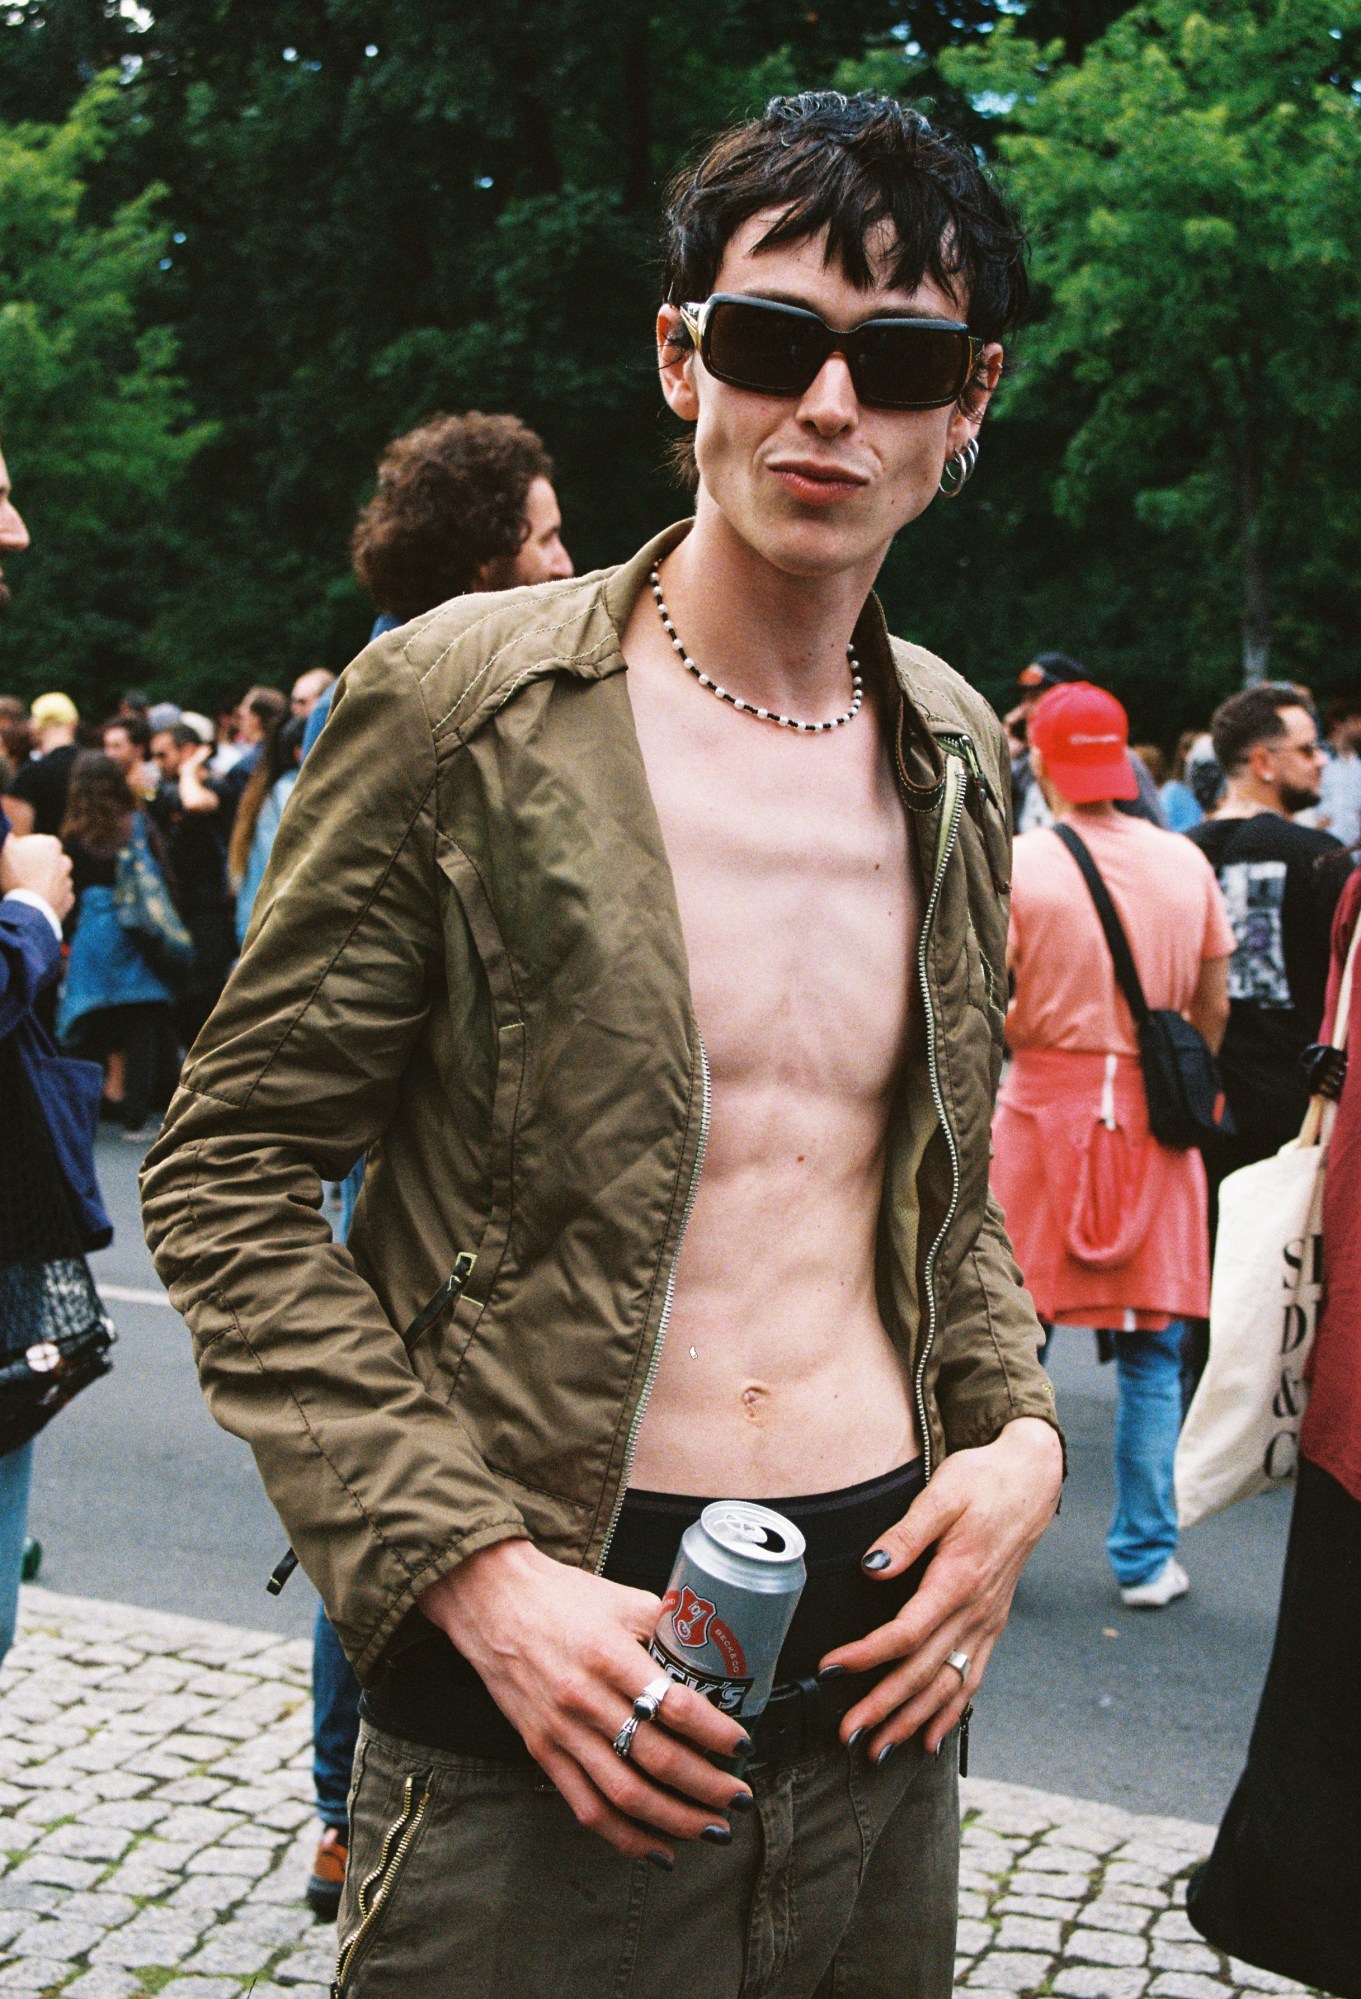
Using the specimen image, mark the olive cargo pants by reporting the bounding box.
[333,1718,959,1999]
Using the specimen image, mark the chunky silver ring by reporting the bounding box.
[946,1650,972,1683]
[612,1714,642,1760]
[632,1674,674,1722]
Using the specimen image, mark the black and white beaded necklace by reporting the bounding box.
[649,564,863,735]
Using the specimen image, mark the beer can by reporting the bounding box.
[649,1501,806,1720]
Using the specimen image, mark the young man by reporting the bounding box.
[1189,685,1345,1224]
[143,92,1061,1998]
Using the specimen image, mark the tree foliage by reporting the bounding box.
[0,76,210,713]
[0,0,1356,736]
[944,0,1361,689]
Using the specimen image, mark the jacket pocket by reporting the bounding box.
[431,837,527,1396]
[333,1766,433,1994]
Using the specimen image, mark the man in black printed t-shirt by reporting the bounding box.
[1189,684,1347,1229]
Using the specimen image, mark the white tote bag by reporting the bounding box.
[1175,913,1361,1530]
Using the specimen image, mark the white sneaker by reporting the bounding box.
[1120,1557,1190,1609]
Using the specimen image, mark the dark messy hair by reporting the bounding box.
[351,412,554,620]
[61,751,136,859]
[1211,683,1311,776]
[661,91,1029,482]
[101,712,151,756]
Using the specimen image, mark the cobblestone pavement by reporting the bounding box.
[0,1588,1317,1999]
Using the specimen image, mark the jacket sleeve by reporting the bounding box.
[0,894,62,1041]
[140,643,528,1680]
[933,1189,1061,1455]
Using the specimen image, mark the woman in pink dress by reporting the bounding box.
[993,684,1235,1606]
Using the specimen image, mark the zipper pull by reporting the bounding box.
[941,732,999,814]
[266,1548,299,1597]
[402,1251,477,1348]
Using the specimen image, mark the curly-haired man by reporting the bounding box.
[145,93,1062,1997]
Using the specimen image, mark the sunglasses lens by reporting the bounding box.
[853,322,972,409]
[704,299,825,396]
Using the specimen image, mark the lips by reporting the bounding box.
[768,462,869,505]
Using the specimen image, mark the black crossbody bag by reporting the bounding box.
[1054,822,1234,1151]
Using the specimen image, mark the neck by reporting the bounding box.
[656,497,887,716]
[1216,777,1278,819]
[1058,799,1122,823]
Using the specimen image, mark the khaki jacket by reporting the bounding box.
[141,525,1056,1682]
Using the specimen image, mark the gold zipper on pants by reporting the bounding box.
[333,1769,431,1993]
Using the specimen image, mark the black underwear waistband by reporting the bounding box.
[362,1459,927,1760]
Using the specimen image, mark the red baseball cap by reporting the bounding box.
[1028,682,1138,804]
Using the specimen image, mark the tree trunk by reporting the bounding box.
[1237,394,1271,685]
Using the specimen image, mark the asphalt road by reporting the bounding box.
[29,1128,1291,1826]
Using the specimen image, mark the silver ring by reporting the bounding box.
[632,1673,674,1722]
[946,1650,971,1683]
[612,1714,642,1760]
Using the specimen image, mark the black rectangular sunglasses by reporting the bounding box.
[679,293,980,413]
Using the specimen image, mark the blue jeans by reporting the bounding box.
[0,1440,35,1668]
[1108,1323,1185,1587]
[313,1599,363,1832]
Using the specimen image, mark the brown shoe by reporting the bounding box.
[306,1825,348,1922]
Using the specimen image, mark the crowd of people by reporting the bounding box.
[2,84,1358,1999]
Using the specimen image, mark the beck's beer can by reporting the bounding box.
[649,1501,807,1719]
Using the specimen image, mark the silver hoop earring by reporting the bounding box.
[939,437,979,499]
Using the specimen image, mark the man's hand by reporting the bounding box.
[819,1417,1063,1761]
[419,1539,753,1863]
[1,832,74,922]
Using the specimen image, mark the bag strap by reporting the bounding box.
[1052,822,1151,1029]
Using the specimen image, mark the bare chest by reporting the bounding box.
[626,659,921,1103]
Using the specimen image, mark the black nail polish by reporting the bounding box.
[933,1740,944,1760]
[735,1735,753,1755]
[817,1663,846,1682]
[647,1850,674,1872]
[875,1741,897,1767]
[847,1727,865,1752]
[862,1549,892,1572]
[727,1790,755,1813]
[701,1823,732,1845]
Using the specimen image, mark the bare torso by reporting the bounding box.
[621,587,924,1497]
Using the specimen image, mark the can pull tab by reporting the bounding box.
[263,1254,476,1594]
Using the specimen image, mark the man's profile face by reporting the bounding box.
[103,724,137,774]
[1262,705,1325,814]
[151,730,181,778]
[498,478,574,588]
[290,669,333,719]
[658,212,1002,583]
[0,448,30,609]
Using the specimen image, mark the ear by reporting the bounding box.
[944,340,1004,461]
[657,305,700,424]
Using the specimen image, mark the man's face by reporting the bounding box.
[150,730,181,779]
[103,725,137,774]
[499,478,573,588]
[290,669,332,719]
[0,449,31,608]
[1262,705,1326,813]
[657,213,1002,583]
[237,699,263,746]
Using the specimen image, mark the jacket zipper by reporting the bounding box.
[596,1034,712,1572]
[901,742,968,1485]
[935,728,999,814]
[267,1257,477,1597]
[332,1769,432,1993]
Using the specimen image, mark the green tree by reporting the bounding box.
[0,77,210,711]
[944,0,1361,686]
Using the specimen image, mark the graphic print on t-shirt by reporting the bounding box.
[1219,859,1291,1007]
